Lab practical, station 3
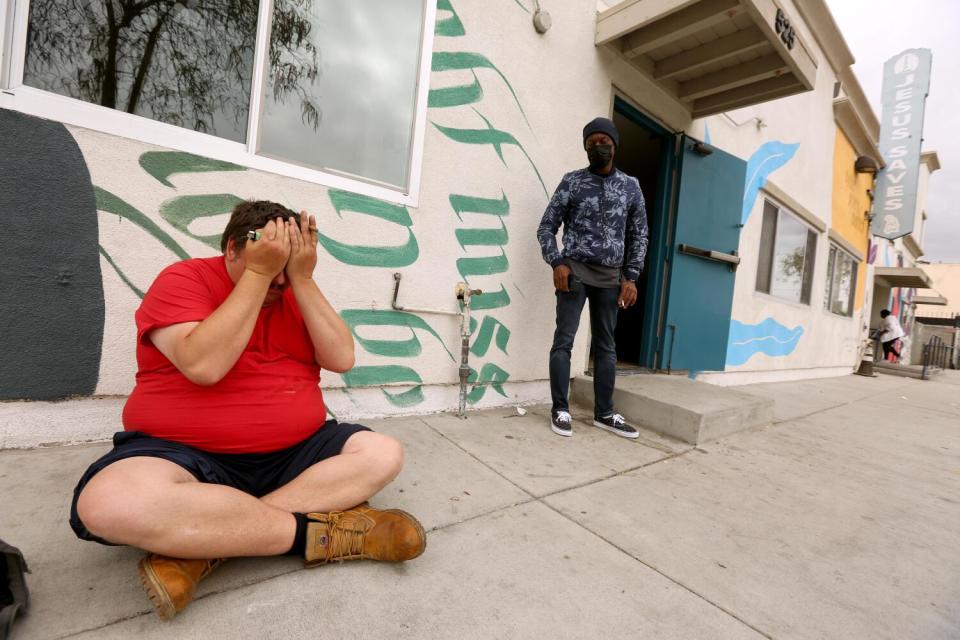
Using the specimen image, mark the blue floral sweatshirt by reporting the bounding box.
[537,168,649,281]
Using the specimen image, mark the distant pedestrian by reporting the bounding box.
[879,309,904,361]
[537,117,649,439]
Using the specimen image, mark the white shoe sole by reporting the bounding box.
[592,419,639,438]
[550,417,573,437]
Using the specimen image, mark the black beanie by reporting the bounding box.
[582,117,619,149]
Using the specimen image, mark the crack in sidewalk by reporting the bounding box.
[57,414,750,638]
[769,380,918,425]
[417,417,774,640]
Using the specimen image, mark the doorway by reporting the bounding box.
[598,96,747,375]
[610,96,672,370]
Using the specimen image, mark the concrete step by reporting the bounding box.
[873,362,941,380]
[571,374,773,445]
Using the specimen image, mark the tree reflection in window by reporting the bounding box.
[757,199,817,305]
[24,0,321,142]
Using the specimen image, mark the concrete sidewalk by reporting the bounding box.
[2,372,959,639]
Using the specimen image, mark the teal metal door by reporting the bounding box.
[662,136,746,373]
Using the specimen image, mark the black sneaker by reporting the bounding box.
[593,413,639,439]
[550,410,573,437]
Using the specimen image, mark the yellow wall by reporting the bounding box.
[831,128,873,310]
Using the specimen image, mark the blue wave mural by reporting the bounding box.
[741,141,799,225]
[726,317,804,366]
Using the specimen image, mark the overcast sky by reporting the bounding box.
[825,0,960,263]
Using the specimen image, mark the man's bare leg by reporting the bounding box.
[76,431,405,559]
[76,457,296,559]
[260,431,403,513]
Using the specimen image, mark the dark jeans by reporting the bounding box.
[549,278,618,417]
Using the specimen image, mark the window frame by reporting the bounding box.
[0,0,437,207]
[754,197,819,306]
[823,243,858,318]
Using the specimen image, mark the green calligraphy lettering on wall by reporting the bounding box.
[456,226,508,248]
[429,53,530,130]
[448,192,513,310]
[95,187,191,298]
[469,316,511,357]
[457,251,508,279]
[318,190,419,267]
[98,246,145,299]
[466,363,510,404]
[448,189,513,398]
[340,310,454,408]
[160,194,244,249]
[433,110,547,196]
[340,310,455,361]
[341,365,425,408]
[449,192,509,220]
[428,72,483,110]
[470,285,511,311]
[96,187,190,260]
[139,151,246,188]
[330,0,537,409]
[456,220,509,279]
[435,0,466,37]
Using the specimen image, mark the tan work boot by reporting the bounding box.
[304,504,426,566]
[137,555,224,620]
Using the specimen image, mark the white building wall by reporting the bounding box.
[2,0,919,416]
[691,13,868,383]
[4,0,645,418]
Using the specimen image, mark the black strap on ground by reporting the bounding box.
[0,539,30,640]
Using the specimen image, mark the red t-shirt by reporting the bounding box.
[122,257,327,453]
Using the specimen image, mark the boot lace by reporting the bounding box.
[199,558,224,579]
[324,512,366,562]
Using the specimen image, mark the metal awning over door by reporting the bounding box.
[597,0,818,118]
[874,267,934,289]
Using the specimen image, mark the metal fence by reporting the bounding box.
[915,313,960,328]
[921,335,953,380]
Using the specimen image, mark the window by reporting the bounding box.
[755,200,818,305]
[823,244,858,317]
[2,0,434,201]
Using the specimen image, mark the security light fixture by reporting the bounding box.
[855,155,879,174]
[691,141,713,156]
[533,0,551,33]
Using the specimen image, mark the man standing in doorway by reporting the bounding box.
[537,117,649,438]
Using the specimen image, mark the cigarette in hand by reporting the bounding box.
[247,230,261,241]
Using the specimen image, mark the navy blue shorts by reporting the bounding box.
[69,420,371,544]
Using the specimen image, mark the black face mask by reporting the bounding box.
[587,144,613,170]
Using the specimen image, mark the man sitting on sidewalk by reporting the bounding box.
[70,201,425,620]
